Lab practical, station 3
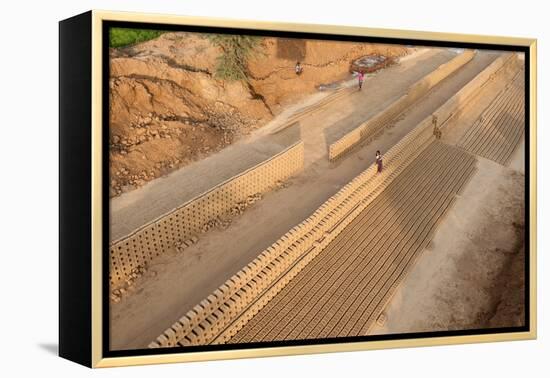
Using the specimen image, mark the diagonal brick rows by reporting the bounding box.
[229,142,476,342]
[109,141,304,289]
[329,50,476,160]
[459,70,525,165]
[147,52,523,349]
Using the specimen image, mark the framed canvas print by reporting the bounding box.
[59,10,537,368]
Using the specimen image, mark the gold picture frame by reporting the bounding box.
[59,9,537,368]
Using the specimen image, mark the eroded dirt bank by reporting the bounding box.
[109,33,408,196]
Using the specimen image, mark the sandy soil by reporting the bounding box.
[508,137,525,174]
[109,49,504,350]
[369,59,526,334]
[369,156,525,334]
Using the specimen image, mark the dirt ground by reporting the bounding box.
[109,32,408,197]
[109,49,509,350]
[369,60,526,334]
[369,156,525,334]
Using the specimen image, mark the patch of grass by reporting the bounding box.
[206,34,262,81]
[109,28,165,48]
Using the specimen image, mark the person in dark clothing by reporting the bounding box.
[376,150,383,173]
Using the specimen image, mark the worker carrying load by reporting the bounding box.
[432,115,442,139]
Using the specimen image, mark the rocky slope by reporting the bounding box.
[109,32,408,196]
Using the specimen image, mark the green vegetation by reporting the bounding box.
[109,28,165,48]
[108,29,261,81]
[206,34,261,81]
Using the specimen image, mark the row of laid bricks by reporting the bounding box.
[149,106,440,348]
[206,55,525,344]
[436,53,519,131]
[147,52,522,348]
[328,50,476,161]
[329,52,518,163]
[211,136,439,344]
[109,141,305,289]
[226,143,475,342]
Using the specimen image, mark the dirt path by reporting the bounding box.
[286,49,461,165]
[256,47,433,136]
[110,48,455,242]
[110,126,299,241]
[109,49,503,350]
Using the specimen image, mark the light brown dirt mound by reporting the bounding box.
[109,32,408,197]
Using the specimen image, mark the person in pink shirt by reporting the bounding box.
[358,71,365,90]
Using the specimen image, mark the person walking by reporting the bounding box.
[295,61,303,76]
[358,71,365,90]
[376,150,383,173]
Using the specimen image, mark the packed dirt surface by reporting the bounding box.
[109,32,408,197]
[369,63,526,334]
[370,157,525,334]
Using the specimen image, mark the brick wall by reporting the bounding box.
[109,141,305,288]
[328,50,476,160]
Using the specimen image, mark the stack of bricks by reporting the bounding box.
[149,105,439,348]
[147,52,524,349]
[328,50,476,161]
[109,141,305,289]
